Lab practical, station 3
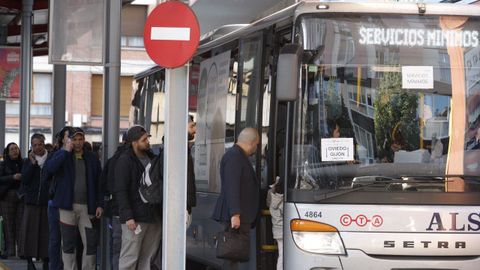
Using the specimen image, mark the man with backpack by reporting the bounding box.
[114,125,162,270]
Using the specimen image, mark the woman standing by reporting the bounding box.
[19,134,50,270]
[0,142,24,258]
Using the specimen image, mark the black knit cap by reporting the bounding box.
[126,125,150,142]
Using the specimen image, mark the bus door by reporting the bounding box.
[260,26,294,270]
[186,41,239,268]
[187,31,268,269]
[241,26,296,270]
[237,31,267,270]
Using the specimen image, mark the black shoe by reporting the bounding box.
[42,260,49,270]
[27,258,37,270]
[27,261,37,270]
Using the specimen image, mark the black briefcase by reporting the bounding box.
[215,228,250,262]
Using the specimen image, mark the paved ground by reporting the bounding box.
[0,258,212,270]
[0,259,43,270]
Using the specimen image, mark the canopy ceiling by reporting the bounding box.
[0,0,134,57]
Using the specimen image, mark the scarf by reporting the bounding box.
[35,151,48,168]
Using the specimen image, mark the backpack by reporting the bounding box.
[139,150,164,204]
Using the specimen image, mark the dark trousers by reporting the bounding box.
[0,189,24,257]
[110,216,122,270]
[48,201,63,270]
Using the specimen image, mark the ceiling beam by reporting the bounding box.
[5,42,48,55]
[33,0,48,10]
[0,0,48,11]
[0,0,21,10]
[8,42,47,49]
[7,24,48,36]
[33,49,48,56]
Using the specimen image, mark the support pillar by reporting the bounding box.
[0,26,6,148]
[52,64,66,140]
[0,100,5,148]
[100,0,121,269]
[20,0,33,156]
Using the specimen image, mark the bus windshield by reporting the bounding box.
[289,14,480,204]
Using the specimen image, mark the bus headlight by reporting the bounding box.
[290,219,346,255]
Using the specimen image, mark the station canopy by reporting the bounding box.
[0,0,134,57]
[0,0,49,56]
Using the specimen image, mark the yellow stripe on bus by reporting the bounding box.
[261,209,271,216]
[260,245,278,251]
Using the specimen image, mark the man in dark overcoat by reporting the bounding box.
[212,127,260,269]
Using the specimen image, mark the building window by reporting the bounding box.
[5,73,52,116]
[121,36,144,48]
[6,101,19,115]
[121,5,147,48]
[91,74,134,117]
[31,73,52,116]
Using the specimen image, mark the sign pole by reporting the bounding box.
[143,3,198,268]
[162,66,188,270]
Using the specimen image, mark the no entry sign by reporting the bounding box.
[144,1,200,68]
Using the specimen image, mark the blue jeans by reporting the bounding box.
[48,201,63,270]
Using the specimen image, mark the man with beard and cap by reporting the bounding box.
[115,125,162,270]
[151,116,198,269]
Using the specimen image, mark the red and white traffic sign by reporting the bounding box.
[144,1,200,68]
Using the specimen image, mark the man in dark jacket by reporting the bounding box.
[101,132,128,270]
[212,127,260,269]
[186,115,197,227]
[44,127,103,270]
[115,125,162,270]
[20,133,50,270]
[45,128,71,270]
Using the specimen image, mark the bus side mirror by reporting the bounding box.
[276,44,303,101]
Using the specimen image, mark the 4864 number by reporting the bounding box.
[304,211,322,219]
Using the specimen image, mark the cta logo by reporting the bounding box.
[340,214,383,227]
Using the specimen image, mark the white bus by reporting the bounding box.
[133,1,480,269]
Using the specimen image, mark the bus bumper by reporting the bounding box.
[340,249,480,270]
